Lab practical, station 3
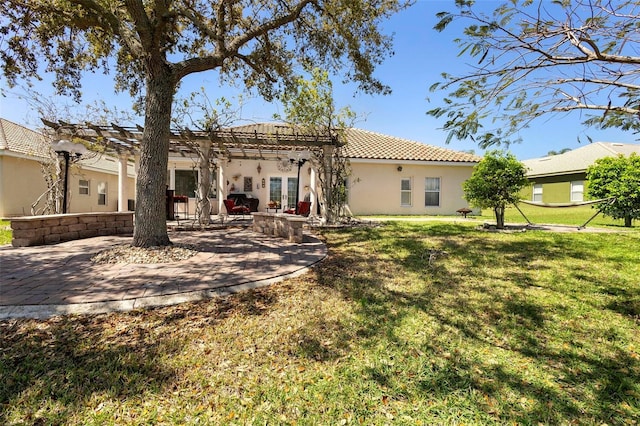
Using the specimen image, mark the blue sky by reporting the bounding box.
[0,0,634,160]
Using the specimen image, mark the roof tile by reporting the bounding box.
[343,128,481,163]
[0,118,50,158]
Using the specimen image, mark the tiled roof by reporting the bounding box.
[523,142,640,177]
[0,118,50,158]
[343,128,481,163]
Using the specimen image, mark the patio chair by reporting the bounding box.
[284,201,311,217]
[223,199,250,217]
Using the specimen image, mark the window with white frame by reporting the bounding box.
[79,179,90,195]
[97,182,107,205]
[424,177,441,207]
[532,184,543,202]
[570,181,584,202]
[400,178,412,206]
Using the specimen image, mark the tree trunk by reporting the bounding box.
[494,206,505,229]
[197,139,213,225]
[132,72,174,247]
[625,215,632,227]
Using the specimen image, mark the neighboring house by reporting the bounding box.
[522,142,640,203]
[0,118,135,217]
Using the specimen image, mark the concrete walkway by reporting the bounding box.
[0,227,327,320]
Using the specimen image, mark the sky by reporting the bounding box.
[0,0,634,160]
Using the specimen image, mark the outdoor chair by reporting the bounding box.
[223,199,250,216]
[284,201,311,217]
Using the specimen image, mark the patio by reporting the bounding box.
[0,226,327,320]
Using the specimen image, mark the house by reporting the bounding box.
[342,128,480,215]
[0,118,136,217]
[164,124,481,217]
[7,119,480,218]
[522,142,640,203]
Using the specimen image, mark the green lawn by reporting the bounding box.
[484,203,634,228]
[1,222,638,424]
[0,220,11,245]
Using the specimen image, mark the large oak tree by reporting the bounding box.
[428,0,640,148]
[1,0,409,246]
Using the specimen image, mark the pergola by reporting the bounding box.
[41,119,340,217]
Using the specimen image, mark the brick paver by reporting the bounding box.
[0,228,326,319]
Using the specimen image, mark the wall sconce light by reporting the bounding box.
[257,162,262,174]
[397,166,403,172]
[261,178,265,188]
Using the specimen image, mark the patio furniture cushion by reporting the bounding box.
[223,199,250,215]
[284,201,311,217]
[227,193,259,212]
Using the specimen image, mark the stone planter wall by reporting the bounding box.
[6,212,134,247]
[252,212,307,243]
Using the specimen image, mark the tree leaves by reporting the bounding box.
[586,153,640,226]
[428,0,640,147]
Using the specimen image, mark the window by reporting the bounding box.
[400,178,412,206]
[532,184,543,202]
[424,177,441,207]
[79,179,90,195]
[97,182,107,205]
[175,170,197,198]
[571,181,584,202]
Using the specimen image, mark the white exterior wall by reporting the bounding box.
[0,154,49,217]
[348,160,475,215]
[0,153,136,217]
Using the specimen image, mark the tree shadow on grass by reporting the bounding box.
[315,222,639,423]
[0,315,179,424]
[0,282,285,424]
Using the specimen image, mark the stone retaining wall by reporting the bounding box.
[7,212,134,247]
[252,212,307,243]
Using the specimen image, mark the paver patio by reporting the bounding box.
[0,227,326,319]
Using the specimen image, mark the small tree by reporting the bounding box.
[587,153,640,227]
[276,67,356,224]
[463,150,528,229]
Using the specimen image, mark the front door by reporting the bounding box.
[269,176,298,210]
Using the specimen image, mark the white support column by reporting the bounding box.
[117,153,129,212]
[217,157,227,215]
[309,166,318,218]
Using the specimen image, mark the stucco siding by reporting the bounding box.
[0,155,49,217]
[348,162,474,215]
[528,173,589,203]
[68,168,135,213]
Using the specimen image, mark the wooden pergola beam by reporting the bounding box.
[40,120,340,158]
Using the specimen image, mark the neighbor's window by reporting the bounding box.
[400,178,412,206]
[570,181,584,202]
[97,182,107,205]
[424,177,441,207]
[532,184,543,202]
[79,179,90,195]
[175,170,197,198]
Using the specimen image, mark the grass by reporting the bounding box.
[483,203,635,228]
[1,222,639,424]
[0,220,11,245]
